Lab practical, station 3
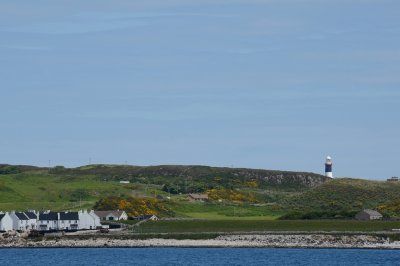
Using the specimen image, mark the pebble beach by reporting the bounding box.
[1,233,400,249]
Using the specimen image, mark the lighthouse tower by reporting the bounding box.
[325,156,333,178]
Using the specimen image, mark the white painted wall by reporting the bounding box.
[79,210,100,230]
[89,211,101,228]
[38,220,54,231]
[38,220,58,231]
[148,215,158,221]
[105,213,117,220]
[58,219,79,230]
[10,212,29,231]
[0,212,13,231]
[325,172,333,178]
[27,217,37,230]
[119,211,128,220]
[102,211,128,221]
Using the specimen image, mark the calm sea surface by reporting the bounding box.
[0,248,399,265]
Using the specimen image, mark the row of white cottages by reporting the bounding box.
[0,210,128,232]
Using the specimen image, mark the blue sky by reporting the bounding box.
[1,0,399,179]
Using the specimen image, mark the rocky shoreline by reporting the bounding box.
[1,234,400,249]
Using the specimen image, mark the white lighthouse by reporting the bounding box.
[325,156,333,178]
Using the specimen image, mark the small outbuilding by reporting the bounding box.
[188,193,209,202]
[137,215,159,221]
[355,209,383,220]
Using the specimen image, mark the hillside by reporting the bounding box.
[1,164,400,220]
[281,178,400,219]
[52,164,328,189]
[0,163,327,215]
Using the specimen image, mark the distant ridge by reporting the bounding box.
[1,163,328,189]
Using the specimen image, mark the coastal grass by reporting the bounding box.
[181,212,280,220]
[0,172,284,219]
[169,202,284,220]
[284,178,400,212]
[134,220,400,234]
[0,201,95,212]
[0,172,135,211]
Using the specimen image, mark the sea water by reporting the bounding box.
[0,248,399,265]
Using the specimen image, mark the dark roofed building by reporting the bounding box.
[22,211,38,230]
[38,212,59,231]
[10,212,30,231]
[39,212,59,221]
[24,212,37,219]
[59,212,79,220]
[387,176,399,182]
[15,212,29,220]
[59,212,79,230]
[38,211,81,231]
[355,209,383,220]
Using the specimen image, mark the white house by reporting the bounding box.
[58,212,79,231]
[94,210,128,221]
[78,210,101,230]
[38,211,59,231]
[88,210,101,227]
[24,211,38,230]
[0,212,13,231]
[2,209,112,231]
[10,212,30,231]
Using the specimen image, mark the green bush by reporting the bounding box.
[0,165,19,175]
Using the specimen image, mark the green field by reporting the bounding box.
[168,202,283,220]
[0,172,144,211]
[0,171,283,220]
[134,220,400,234]
[1,164,400,221]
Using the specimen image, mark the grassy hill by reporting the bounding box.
[1,164,400,220]
[281,178,400,219]
[52,164,328,190]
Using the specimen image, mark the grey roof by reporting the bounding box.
[24,212,37,219]
[188,193,208,199]
[59,212,79,220]
[362,209,382,216]
[15,212,29,220]
[39,212,58,221]
[94,210,125,218]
